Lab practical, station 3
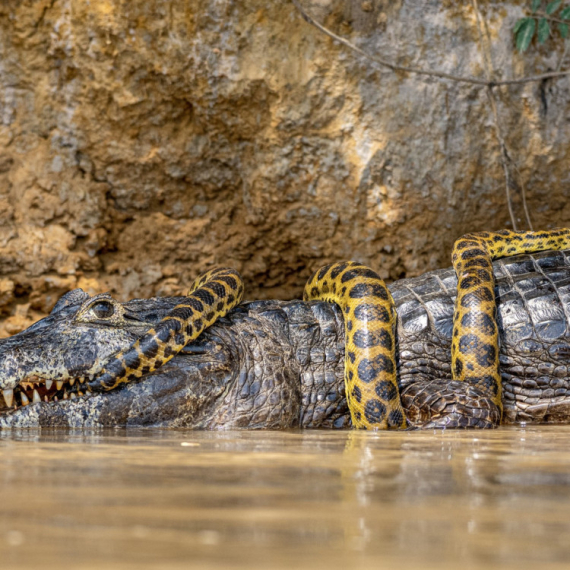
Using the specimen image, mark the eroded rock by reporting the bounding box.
[0,0,568,335]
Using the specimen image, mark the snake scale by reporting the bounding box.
[87,228,570,429]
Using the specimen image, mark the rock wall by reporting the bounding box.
[0,0,569,335]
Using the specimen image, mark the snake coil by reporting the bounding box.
[89,228,570,429]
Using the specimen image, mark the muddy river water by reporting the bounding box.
[1,426,570,569]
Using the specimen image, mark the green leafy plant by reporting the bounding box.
[514,0,570,51]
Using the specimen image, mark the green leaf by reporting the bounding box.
[559,22,569,37]
[513,18,530,36]
[532,0,541,11]
[560,5,570,18]
[514,17,528,34]
[516,17,536,51]
[546,0,562,14]
[513,18,532,36]
[538,17,550,42]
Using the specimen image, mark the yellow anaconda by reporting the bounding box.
[451,228,570,413]
[305,228,570,429]
[88,228,570,429]
[304,262,407,429]
[89,267,244,392]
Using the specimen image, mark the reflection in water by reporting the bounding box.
[1,427,570,569]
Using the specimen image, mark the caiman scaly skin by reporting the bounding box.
[0,249,570,428]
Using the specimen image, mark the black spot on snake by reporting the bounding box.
[357,354,394,383]
[460,288,494,308]
[155,326,171,343]
[318,265,330,280]
[348,282,389,300]
[454,357,463,377]
[123,352,141,370]
[461,248,487,260]
[474,375,499,397]
[352,385,362,403]
[460,312,497,337]
[330,262,349,279]
[341,268,381,284]
[388,409,404,427]
[353,328,392,350]
[364,399,387,424]
[163,346,176,360]
[216,275,238,289]
[459,275,483,290]
[187,298,204,312]
[375,380,398,401]
[139,337,160,359]
[476,342,496,368]
[169,306,195,321]
[195,289,215,306]
[353,303,388,322]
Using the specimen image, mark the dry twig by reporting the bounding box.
[291,0,566,230]
[471,0,533,230]
[291,0,570,87]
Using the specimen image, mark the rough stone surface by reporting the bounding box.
[0,0,569,336]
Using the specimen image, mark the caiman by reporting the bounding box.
[0,241,569,429]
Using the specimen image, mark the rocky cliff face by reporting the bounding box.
[0,0,568,335]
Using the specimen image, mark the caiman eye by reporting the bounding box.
[91,301,115,319]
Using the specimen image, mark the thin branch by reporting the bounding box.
[291,0,570,87]
[532,11,570,26]
[471,0,516,229]
[491,70,570,85]
[291,0,487,85]
[485,86,518,230]
[470,0,519,229]
[512,160,534,231]
[472,0,532,230]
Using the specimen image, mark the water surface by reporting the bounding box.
[1,426,570,569]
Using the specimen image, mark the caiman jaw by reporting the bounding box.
[1,375,91,410]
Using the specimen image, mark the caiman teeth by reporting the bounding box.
[1,376,92,412]
[3,389,13,408]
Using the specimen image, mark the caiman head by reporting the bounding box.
[0,289,154,408]
[0,289,238,425]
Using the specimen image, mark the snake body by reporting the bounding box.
[451,229,570,414]
[88,268,244,392]
[303,262,406,429]
[88,228,570,429]
[305,228,570,429]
